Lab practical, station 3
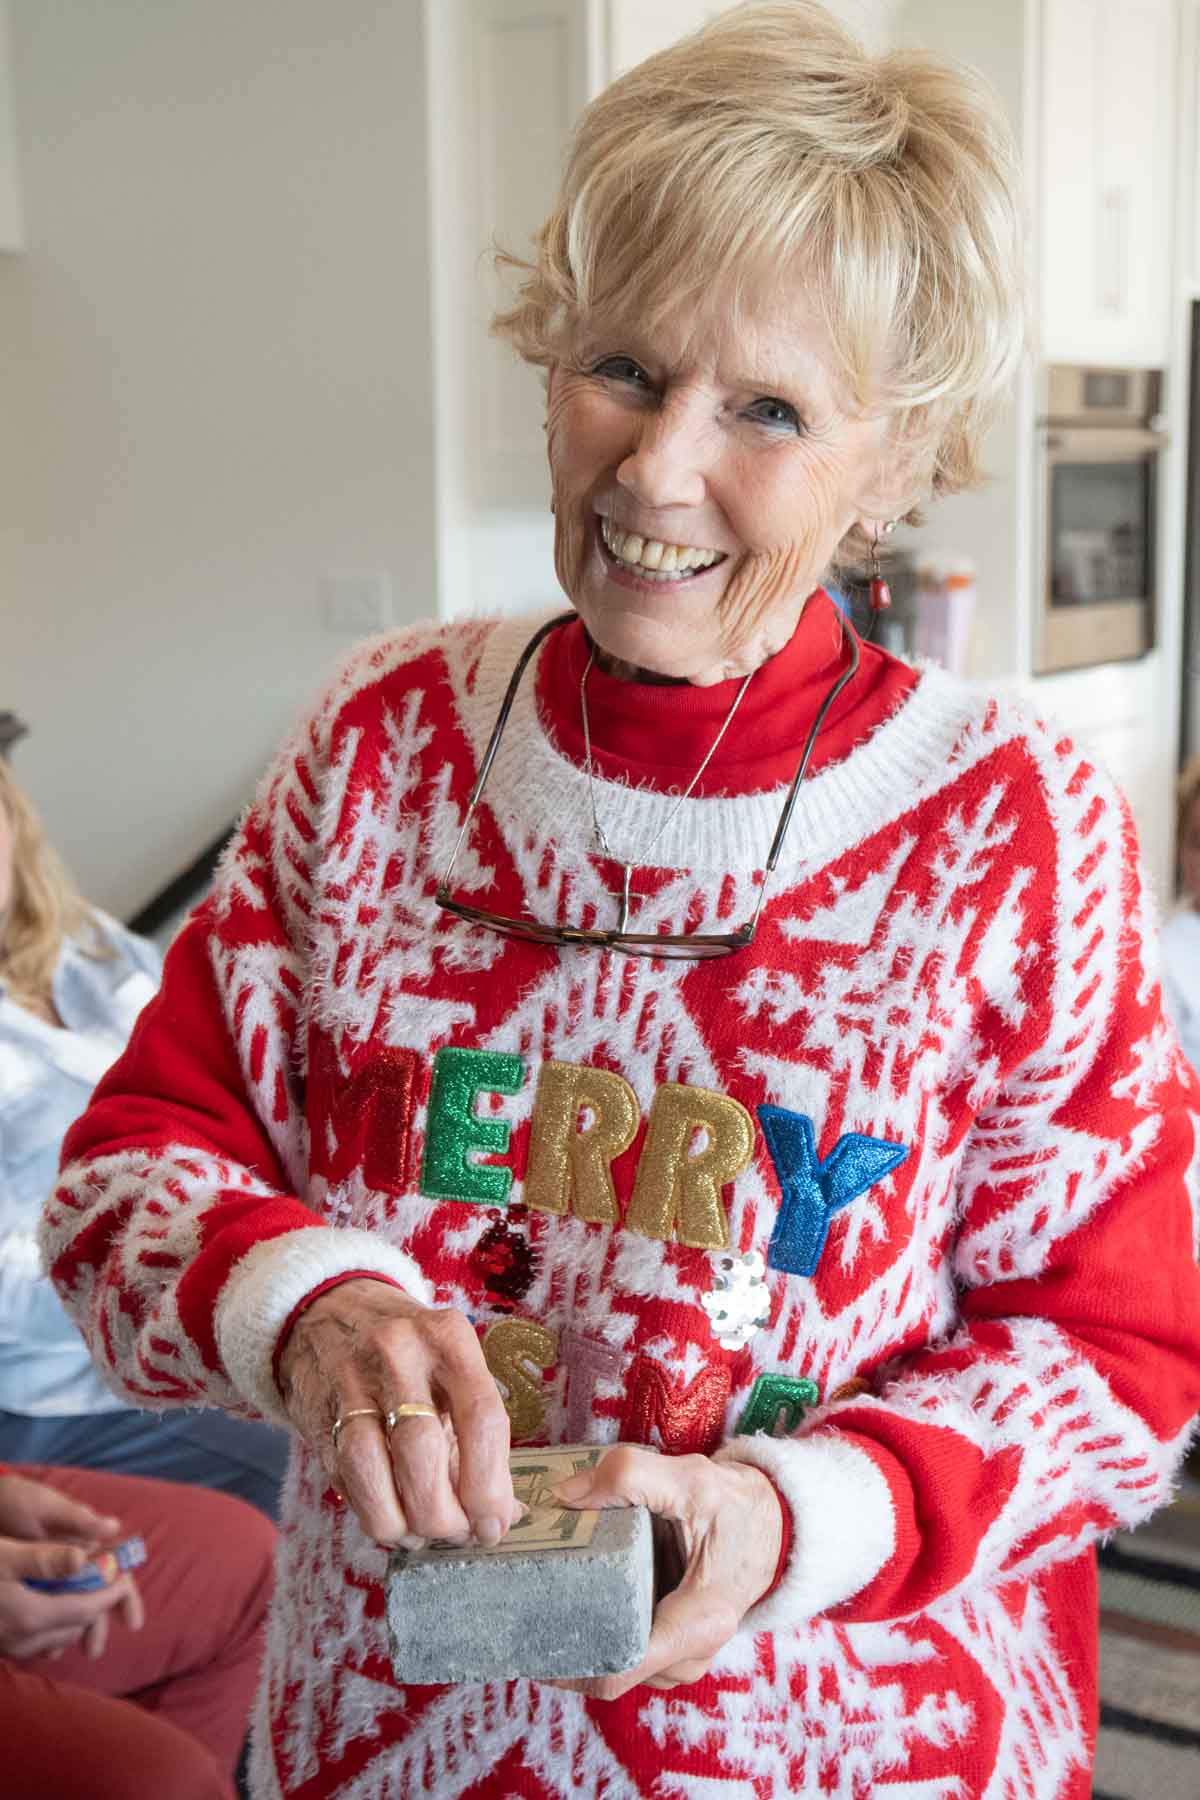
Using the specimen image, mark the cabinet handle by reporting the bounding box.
[1099,186,1127,315]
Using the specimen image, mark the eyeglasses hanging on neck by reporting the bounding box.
[434,611,860,961]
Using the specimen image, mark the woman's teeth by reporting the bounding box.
[600,517,723,580]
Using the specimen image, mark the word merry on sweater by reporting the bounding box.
[319,1044,909,1276]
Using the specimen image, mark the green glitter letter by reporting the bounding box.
[419,1047,525,1204]
[735,1373,821,1438]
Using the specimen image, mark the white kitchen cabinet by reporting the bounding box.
[605,0,900,76]
[1187,0,1200,285]
[605,0,728,76]
[1023,651,1174,897]
[425,0,594,619]
[1040,0,1177,367]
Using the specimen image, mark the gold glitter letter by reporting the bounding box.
[524,1061,640,1224]
[482,1319,559,1442]
[626,1082,754,1249]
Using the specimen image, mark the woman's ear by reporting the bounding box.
[855,409,935,527]
[853,474,926,535]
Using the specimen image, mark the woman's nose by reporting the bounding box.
[616,404,709,511]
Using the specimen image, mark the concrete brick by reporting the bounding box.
[385,1444,655,1684]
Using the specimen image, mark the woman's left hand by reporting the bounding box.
[547,1447,783,1700]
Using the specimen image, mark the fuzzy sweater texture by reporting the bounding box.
[42,598,1200,1799]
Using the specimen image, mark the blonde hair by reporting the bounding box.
[0,761,110,1010]
[493,0,1028,528]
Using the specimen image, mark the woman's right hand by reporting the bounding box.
[277,1278,520,1549]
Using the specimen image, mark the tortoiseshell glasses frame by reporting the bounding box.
[434,612,859,961]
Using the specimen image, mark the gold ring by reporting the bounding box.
[330,1406,384,1454]
[385,1403,440,1431]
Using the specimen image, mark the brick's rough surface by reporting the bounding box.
[385,1445,655,1683]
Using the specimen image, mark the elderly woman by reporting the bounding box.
[41,4,1200,1797]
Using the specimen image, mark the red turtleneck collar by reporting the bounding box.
[534,589,918,798]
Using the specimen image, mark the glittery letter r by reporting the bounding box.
[626,1083,755,1249]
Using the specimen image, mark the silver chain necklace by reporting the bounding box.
[579,648,754,931]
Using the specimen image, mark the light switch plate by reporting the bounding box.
[321,572,394,634]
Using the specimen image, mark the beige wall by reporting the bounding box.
[0,0,437,919]
[0,3,21,249]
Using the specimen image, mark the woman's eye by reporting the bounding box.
[592,356,651,387]
[746,397,803,433]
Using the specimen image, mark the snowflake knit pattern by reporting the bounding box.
[43,603,1200,1800]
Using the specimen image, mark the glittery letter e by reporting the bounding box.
[420,1047,525,1205]
[524,1061,640,1224]
[626,1083,754,1249]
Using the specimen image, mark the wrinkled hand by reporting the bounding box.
[278,1277,521,1549]
[547,1447,783,1699]
[0,1473,145,1662]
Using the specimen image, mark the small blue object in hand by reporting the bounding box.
[23,1534,147,1594]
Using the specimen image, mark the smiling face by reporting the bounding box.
[546,283,903,685]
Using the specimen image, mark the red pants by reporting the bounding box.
[0,1464,276,1800]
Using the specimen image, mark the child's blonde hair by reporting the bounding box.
[0,761,110,1010]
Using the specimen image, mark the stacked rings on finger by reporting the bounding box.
[330,1406,384,1454]
[385,1402,440,1432]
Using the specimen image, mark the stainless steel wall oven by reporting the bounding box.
[1036,365,1166,675]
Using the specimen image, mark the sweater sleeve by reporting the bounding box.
[39,680,435,1430]
[720,785,1200,1631]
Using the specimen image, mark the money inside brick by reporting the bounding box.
[422,1444,606,1557]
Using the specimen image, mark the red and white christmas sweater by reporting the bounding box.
[43,595,1200,1800]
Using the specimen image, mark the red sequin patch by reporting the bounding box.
[468,1205,538,1310]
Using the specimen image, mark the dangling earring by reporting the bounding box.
[869,521,895,616]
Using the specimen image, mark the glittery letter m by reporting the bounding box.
[758,1105,908,1278]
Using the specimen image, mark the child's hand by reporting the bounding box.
[0,1471,120,1546]
[0,1473,144,1661]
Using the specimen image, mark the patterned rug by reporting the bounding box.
[1093,1476,1200,1799]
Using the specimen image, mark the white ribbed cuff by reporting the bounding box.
[213,1226,435,1426]
[715,1431,896,1630]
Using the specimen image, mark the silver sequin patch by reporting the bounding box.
[701,1249,771,1350]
